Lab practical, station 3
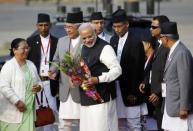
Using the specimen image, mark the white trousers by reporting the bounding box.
[80,99,118,131]
[58,94,80,131]
[162,104,193,131]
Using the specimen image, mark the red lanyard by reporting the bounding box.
[41,37,51,64]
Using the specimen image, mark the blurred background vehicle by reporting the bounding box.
[0,55,11,70]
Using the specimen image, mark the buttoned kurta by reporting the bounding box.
[80,44,122,131]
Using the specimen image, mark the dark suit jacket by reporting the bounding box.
[27,34,59,96]
[151,42,169,96]
[110,31,145,106]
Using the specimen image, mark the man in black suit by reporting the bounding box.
[110,9,146,131]
[149,15,170,131]
[27,13,59,131]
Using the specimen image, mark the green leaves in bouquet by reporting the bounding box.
[49,51,83,76]
[63,51,73,67]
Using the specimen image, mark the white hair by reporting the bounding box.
[78,22,96,34]
[78,22,97,48]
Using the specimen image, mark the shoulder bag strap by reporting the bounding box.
[41,88,50,107]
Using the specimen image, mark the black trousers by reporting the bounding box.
[153,98,164,131]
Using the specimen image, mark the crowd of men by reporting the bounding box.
[1,7,193,131]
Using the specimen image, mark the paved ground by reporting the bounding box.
[36,115,158,131]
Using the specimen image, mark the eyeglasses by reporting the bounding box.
[151,26,159,29]
[64,24,78,30]
[17,47,30,51]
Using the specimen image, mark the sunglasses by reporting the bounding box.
[151,26,159,29]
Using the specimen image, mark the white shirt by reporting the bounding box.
[40,35,51,76]
[98,32,111,43]
[168,40,180,60]
[158,39,162,47]
[145,52,154,84]
[117,32,128,62]
[144,52,154,69]
[71,36,81,48]
[98,45,122,83]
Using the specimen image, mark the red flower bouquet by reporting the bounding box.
[51,51,104,103]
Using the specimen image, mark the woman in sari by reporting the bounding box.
[0,38,42,131]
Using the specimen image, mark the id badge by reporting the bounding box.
[161,83,166,97]
[41,64,49,76]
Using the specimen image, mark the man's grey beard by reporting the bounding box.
[84,42,95,48]
[84,36,97,48]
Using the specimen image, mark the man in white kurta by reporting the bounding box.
[78,23,122,131]
[58,35,81,129]
[160,22,193,131]
[49,12,83,131]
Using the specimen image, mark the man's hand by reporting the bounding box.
[32,84,41,93]
[82,77,98,87]
[127,94,137,105]
[139,83,145,94]
[70,76,82,87]
[48,70,56,80]
[149,93,159,103]
[179,110,188,119]
[15,100,26,112]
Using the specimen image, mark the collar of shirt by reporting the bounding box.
[168,40,180,59]
[71,36,80,48]
[144,51,154,69]
[117,32,128,62]
[40,34,50,48]
[158,39,162,47]
[98,32,105,39]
